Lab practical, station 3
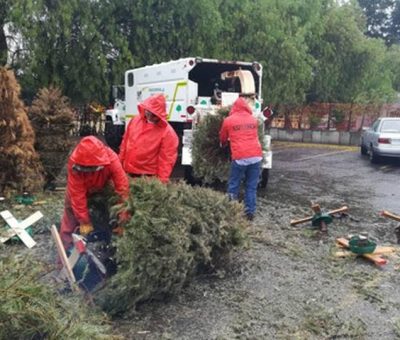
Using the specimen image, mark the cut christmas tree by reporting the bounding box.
[191,106,265,184]
[29,87,75,188]
[96,178,249,315]
[0,67,43,195]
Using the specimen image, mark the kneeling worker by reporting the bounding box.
[119,94,179,183]
[60,136,129,249]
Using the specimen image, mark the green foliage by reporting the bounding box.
[192,106,265,183]
[332,108,345,124]
[29,87,75,184]
[309,113,322,129]
[0,256,115,339]
[192,107,231,183]
[385,44,400,92]
[357,0,399,46]
[96,178,249,315]
[2,0,399,106]
[308,3,395,104]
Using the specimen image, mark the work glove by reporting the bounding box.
[112,225,125,236]
[118,210,131,224]
[79,223,94,236]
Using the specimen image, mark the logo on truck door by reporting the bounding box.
[167,81,187,120]
[137,87,165,101]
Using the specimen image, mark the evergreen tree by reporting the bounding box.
[0,67,43,195]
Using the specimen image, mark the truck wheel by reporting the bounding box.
[258,169,269,189]
[184,166,196,186]
[105,119,124,152]
[184,166,202,186]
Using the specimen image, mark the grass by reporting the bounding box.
[272,140,358,152]
[295,307,366,339]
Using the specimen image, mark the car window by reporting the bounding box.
[380,120,400,133]
[371,120,380,132]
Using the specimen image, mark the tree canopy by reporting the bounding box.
[1,0,399,106]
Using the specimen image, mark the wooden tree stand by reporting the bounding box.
[290,204,348,232]
[381,210,400,243]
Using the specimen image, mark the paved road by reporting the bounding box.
[271,141,400,213]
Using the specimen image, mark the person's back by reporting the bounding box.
[220,97,262,160]
[219,96,262,221]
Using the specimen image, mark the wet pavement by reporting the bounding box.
[114,141,400,339]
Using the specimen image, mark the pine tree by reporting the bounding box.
[96,178,248,315]
[29,87,75,187]
[0,67,43,195]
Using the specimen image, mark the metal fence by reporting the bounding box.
[270,103,400,131]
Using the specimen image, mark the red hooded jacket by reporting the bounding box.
[67,136,129,224]
[219,97,262,160]
[119,94,179,183]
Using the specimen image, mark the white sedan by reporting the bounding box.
[360,117,400,163]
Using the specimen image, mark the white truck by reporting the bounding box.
[105,57,272,187]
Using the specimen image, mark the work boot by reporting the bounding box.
[246,213,254,221]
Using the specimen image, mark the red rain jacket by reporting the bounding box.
[67,136,129,224]
[119,94,179,183]
[219,97,262,160]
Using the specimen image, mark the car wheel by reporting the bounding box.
[369,145,380,164]
[360,142,368,156]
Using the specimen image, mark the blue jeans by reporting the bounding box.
[227,161,261,215]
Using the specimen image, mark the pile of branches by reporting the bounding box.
[0,255,115,339]
[29,87,75,187]
[0,67,43,195]
[96,178,249,315]
[191,107,265,184]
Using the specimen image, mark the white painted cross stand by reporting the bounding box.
[0,210,43,248]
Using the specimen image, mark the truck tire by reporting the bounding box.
[104,118,125,152]
[184,166,202,186]
[258,168,269,189]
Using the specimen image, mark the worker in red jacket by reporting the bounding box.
[219,95,262,221]
[60,136,129,249]
[119,94,179,183]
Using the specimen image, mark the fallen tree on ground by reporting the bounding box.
[96,179,249,315]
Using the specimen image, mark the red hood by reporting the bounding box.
[138,94,168,126]
[70,136,111,166]
[229,97,252,116]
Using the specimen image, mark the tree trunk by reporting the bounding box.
[347,103,354,132]
[0,23,8,66]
